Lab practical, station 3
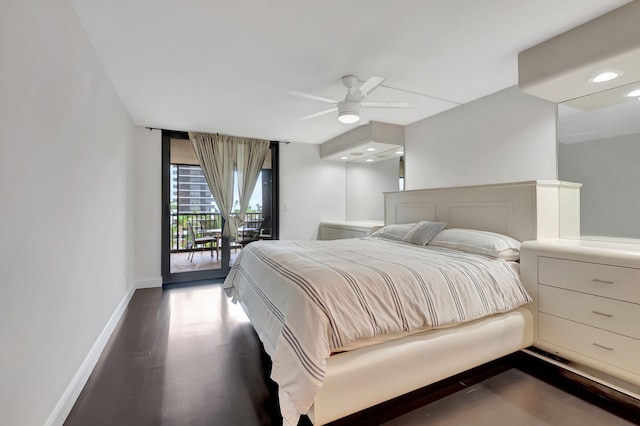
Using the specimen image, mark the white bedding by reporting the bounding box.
[223,237,531,425]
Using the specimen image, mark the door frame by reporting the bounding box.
[160,130,279,285]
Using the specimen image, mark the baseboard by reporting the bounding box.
[513,349,640,424]
[520,348,640,400]
[44,286,136,426]
[136,277,162,289]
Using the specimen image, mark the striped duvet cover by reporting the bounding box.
[223,237,531,425]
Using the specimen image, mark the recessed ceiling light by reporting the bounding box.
[366,147,376,152]
[590,72,620,83]
[340,156,349,160]
[395,151,404,155]
[366,159,374,162]
[625,89,640,97]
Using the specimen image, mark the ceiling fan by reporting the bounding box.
[287,75,416,124]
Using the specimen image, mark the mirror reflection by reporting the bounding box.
[557,81,640,239]
[346,157,403,222]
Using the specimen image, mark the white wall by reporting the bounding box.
[559,133,640,238]
[0,1,135,425]
[405,86,557,189]
[279,143,346,240]
[133,127,162,287]
[346,158,400,221]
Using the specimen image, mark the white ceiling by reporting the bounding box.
[68,0,631,144]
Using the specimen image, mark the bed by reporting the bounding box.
[223,180,581,425]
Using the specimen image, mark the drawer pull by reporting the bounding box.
[592,343,614,351]
[592,311,613,318]
[592,278,614,284]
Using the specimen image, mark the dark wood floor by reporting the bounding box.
[65,282,280,426]
[65,283,637,426]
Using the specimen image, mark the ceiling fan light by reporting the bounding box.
[338,100,360,124]
[338,112,359,123]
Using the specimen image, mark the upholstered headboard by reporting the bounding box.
[384,180,581,242]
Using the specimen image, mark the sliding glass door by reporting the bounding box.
[161,130,279,285]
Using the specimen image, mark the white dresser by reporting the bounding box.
[318,221,383,240]
[521,238,640,389]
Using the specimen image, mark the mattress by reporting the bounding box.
[223,237,531,425]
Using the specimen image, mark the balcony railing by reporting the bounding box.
[170,212,264,252]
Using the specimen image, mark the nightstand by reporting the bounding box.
[521,239,640,389]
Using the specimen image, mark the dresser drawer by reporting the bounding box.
[538,257,640,304]
[340,229,368,239]
[539,313,640,375]
[539,285,640,340]
[318,226,340,240]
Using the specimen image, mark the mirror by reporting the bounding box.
[346,156,403,222]
[557,81,640,239]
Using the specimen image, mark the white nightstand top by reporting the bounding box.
[523,238,640,259]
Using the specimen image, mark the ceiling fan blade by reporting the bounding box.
[287,90,337,104]
[358,76,385,97]
[361,101,417,108]
[301,107,338,120]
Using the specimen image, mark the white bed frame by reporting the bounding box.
[307,180,581,425]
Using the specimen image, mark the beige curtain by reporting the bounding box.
[189,132,237,237]
[236,139,270,227]
[189,132,270,237]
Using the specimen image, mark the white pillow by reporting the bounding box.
[402,221,447,245]
[370,223,416,241]
[428,229,521,261]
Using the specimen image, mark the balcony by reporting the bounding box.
[169,212,264,273]
[170,246,243,273]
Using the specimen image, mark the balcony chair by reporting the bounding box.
[186,222,218,262]
[236,219,262,247]
[258,227,272,240]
